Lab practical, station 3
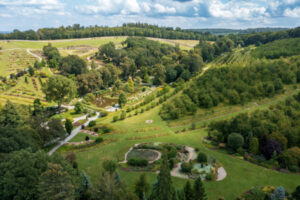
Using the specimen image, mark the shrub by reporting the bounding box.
[102,160,117,173]
[113,116,119,122]
[197,152,208,163]
[181,162,193,173]
[101,111,108,117]
[205,172,214,181]
[120,111,126,120]
[278,147,300,169]
[227,133,244,151]
[85,136,90,141]
[249,137,259,155]
[95,137,103,143]
[128,158,148,167]
[88,120,96,127]
[75,102,84,114]
[271,186,286,200]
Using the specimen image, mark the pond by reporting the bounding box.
[127,149,160,162]
[93,94,118,108]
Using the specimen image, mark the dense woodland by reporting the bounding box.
[208,92,300,172]
[160,57,300,120]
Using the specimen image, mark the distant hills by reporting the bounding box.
[185,28,289,35]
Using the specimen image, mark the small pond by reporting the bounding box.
[127,149,160,162]
[93,94,118,108]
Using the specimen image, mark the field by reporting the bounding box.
[58,95,300,199]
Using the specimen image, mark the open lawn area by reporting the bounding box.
[57,99,300,199]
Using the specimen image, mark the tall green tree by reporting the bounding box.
[184,181,194,200]
[42,75,76,108]
[119,92,127,108]
[194,178,207,200]
[65,119,73,134]
[134,174,150,200]
[0,100,23,128]
[37,163,75,200]
[150,152,177,200]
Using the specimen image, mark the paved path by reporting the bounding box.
[216,167,227,181]
[26,49,42,62]
[171,146,197,179]
[48,111,100,155]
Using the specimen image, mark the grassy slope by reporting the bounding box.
[60,103,299,199]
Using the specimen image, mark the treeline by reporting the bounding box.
[186,28,288,35]
[160,58,300,120]
[0,23,212,40]
[234,27,300,46]
[252,38,300,59]
[208,92,300,172]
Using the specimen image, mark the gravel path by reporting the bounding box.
[216,167,227,181]
[48,112,100,155]
[26,49,42,62]
[171,146,197,179]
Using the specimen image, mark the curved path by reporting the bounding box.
[26,49,42,62]
[171,146,197,179]
[48,111,100,155]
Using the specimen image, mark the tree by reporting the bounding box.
[149,152,176,200]
[78,171,92,200]
[42,75,76,108]
[37,163,75,200]
[92,172,136,200]
[0,149,77,200]
[119,92,127,108]
[74,102,84,114]
[60,55,87,76]
[65,119,73,134]
[128,77,135,93]
[197,152,207,163]
[261,138,281,160]
[0,100,23,128]
[33,98,44,116]
[194,177,207,200]
[249,137,259,155]
[102,160,117,174]
[29,66,35,76]
[184,181,194,200]
[134,174,150,200]
[227,133,244,151]
[292,186,300,200]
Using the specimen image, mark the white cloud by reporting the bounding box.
[153,4,176,14]
[284,7,300,17]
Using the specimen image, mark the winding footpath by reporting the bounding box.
[26,49,42,62]
[48,111,100,155]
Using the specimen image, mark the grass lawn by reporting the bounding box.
[69,132,97,142]
[57,102,300,199]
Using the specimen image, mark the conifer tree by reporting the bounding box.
[194,178,207,200]
[135,174,150,200]
[184,181,194,200]
[150,152,177,200]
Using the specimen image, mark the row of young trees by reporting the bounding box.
[208,92,300,172]
[160,57,300,120]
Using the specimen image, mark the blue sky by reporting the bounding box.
[0,0,300,31]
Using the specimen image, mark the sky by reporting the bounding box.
[0,0,300,31]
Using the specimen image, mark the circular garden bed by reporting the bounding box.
[119,142,225,181]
